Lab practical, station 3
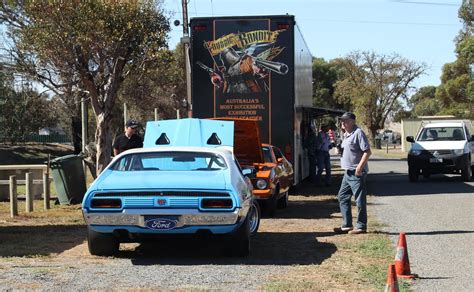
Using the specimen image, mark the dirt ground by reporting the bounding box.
[0,145,393,289]
[0,179,391,290]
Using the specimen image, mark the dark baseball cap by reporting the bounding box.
[340,112,356,120]
[126,119,140,129]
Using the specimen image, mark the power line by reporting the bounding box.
[389,0,460,7]
[166,11,459,27]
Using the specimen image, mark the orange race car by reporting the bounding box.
[216,118,294,217]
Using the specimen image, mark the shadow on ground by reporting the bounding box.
[127,231,337,266]
[367,172,474,196]
[0,225,86,257]
[0,144,74,165]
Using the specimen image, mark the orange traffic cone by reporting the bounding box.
[394,232,418,278]
[385,264,399,292]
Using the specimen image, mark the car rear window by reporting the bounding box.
[418,127,465,141]
[111,151,227,171]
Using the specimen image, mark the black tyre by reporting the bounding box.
[461,159,472,181]
[422,170,430,179]
[249,200,261,236]
[408,167,419,182]
[87,227,119,256]
[226,214,250,257]
[264,187,279,217]
[277,191,289,209]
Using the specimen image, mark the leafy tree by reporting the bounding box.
[408,86,440,117]
[118,43,186,129]
[334,51,426,143]
[1,1,170,173]
[0,84,56,144]
[435,0,473,119]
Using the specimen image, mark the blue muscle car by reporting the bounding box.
[82,119,260,257]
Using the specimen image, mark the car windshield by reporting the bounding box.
[111,151,227,171]
[418,127,465,141]
[262,146,274,163]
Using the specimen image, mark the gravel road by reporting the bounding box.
[368,156,474,291]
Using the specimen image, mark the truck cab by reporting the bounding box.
[406,121,474,182]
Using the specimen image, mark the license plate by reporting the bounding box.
[429,158,443,163]
[144,216,179,230]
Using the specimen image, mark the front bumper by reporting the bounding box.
[252,189,272,199]
[408,152,469,173]
[82,208,245,235]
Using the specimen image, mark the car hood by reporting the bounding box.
[94,170,228,191]
[412,140,467,151]
[212,118,264,165]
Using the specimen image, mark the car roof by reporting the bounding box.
[114,146,233,160]
[423,122,465,128]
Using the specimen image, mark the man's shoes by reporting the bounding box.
[348,228,367,235]
[333,227,353,234]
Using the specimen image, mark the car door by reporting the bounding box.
[465,126,474,163]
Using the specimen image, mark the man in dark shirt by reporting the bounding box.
[113,119,143,156]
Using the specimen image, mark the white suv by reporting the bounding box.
[406,121,474,182]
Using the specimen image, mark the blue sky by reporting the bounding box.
[163,0,463,89]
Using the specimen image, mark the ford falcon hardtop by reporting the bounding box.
[82,119,260,257]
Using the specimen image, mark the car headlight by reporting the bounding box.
[452,149,464,156]
[409,150,422,156]
[256,179,268,190]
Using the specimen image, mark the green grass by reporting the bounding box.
[371,148,407,160]
[355,230,412,291]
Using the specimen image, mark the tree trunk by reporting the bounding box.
[95,113,113,174]
[367,127,378,147]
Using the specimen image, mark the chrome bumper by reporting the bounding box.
[83,208,244,227]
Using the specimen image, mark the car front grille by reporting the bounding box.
[422,150,452,155]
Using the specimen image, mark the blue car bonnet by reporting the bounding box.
[144,118,234,148]
[95,169,228,191]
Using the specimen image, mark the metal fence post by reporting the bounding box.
[43,172,50,210]
[25,172,33,212]
[9,175,18,217]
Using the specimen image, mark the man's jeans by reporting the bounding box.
[316,150,331,185]
[337,169,367,230]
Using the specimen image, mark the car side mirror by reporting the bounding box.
[470,135,474,142]
[277,157,283,163]
[406,136,414,143]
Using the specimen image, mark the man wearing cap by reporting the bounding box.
[334,112,371,235]
[113,119,143,156]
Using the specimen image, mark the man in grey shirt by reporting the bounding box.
[334,112,371,235]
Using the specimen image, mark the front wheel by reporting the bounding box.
[461,159,472,181]
[277,191,289,209]
[408,167,419,182]
[87,227,119,256]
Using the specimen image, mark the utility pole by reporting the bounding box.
[81,96,88,175]
[182,0,192,118]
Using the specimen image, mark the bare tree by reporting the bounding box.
[334,51,426,143]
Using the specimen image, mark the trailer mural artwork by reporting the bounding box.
[191,16,313,184]
[194,20,291,142]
